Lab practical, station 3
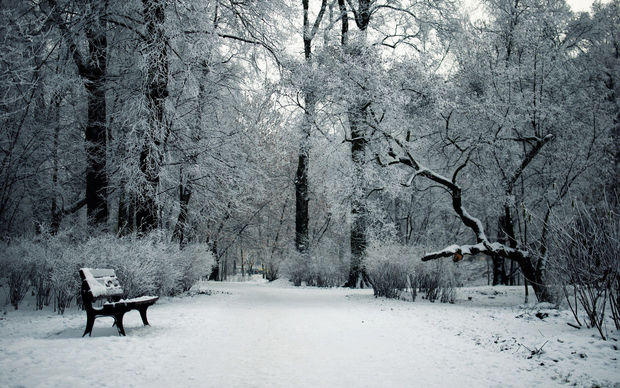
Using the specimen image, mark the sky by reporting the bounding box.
[566,0,599,12]
[462,0,608,22]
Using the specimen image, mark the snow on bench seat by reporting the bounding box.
[103,296,159,307]
[80,268,124,298]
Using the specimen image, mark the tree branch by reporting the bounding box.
[507,133,554,193]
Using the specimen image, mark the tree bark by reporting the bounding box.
[172,166,192,246]
[340,0,373,288]
[50,94,62,234]
[137,0,169,235]
[295,0,327,253]
[117,184,134,236]
[49,0,109,228]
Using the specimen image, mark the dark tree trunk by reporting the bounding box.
[82,2,109,228]
[295,148,310,252]
[493,213,510,285]
[209,240,220,281]
[492,255,505,286]
[172,167,192,247]
[137,0,169,235]
[85,74,108,227]
[117,185,134,236]
[518,257,553,303]
[341,0,372,288]
[295,0,327,253]
[346,101,371,288]
[50,93,62,235]
[295,86,313,253]
[49,0,108,229]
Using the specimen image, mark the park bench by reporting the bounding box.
[79,268,159,337]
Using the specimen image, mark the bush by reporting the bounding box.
[0,232,215,313]
[1,241,34,310]
[283,245,347,287]
[366,243,417,299]
[413,259,458,304]
[548,200,619,339]
[365,242,459,302]
[49,245,81,314]
[177,243,215,292]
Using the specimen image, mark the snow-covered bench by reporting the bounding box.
[79,268,159,337]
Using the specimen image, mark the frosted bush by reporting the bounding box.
[30,240,53,310]
[1,240,35,309]
[0,232,215,312]
[366,243,418,298]
[547,200,619,339]
[283,246,347,287]
[262,248,284,282]
[284,251,308,286]
[49,244,82,314]
[413,259,459,303]
[366,242,459,302]
[177,244,215,292]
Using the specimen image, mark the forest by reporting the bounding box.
[0,0,618,332]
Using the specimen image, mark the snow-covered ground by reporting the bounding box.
[1,281,618,388]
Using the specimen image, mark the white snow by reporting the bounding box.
[0,282,618,388]
[103,296,159,306]
[81,268,123,298]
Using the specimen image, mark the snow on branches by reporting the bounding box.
[383,132,530,264]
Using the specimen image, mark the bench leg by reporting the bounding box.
[83,312,95,337]
[114,312,127,336]
[139,306,151,326]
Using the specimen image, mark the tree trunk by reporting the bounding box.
[518,257,553,303]
[50,92,62,234]
[82,2,110,228]
[295,0,327,253]
[294,90,311,252]
[172,167,192,246]
[494,213,510,285]
[137,0,169,235]
[84,68,108,227]
[209,240,220,281]
[346,100,371,288]
[117,185,134,236]
[340,0,372,288]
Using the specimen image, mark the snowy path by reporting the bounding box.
[0,282,618,388]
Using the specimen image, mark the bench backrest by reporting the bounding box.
[79,268,124,301]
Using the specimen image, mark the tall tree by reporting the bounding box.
[295,0,328,253]
[49,0,109,228]
[136,0,169,234]
[338,0,374,288]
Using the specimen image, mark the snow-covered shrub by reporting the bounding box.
[285,251,308,286]
[366,243,417,298]
[49,244,82,314]
[307,241,348,287]
[262,249,283,282]
[0,238,53,310]
[413,259,458,304]
[176,243,215,292]
[547,200,619,339]
[1,240,35,310]
[264,259,280,282]
[0,231,214,312]
[29,241,53,310]
[283,246,347,287]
